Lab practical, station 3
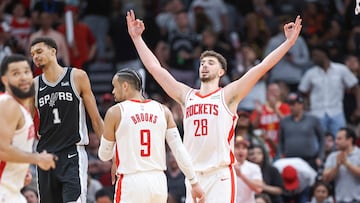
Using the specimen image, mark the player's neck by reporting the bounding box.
[128,92,145,101]
[42,63,65,83]
[199,81,220,95]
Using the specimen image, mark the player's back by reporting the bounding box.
[115,99,168,175]
[0,94,35,192]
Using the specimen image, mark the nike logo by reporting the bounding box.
[67,153,77,159]
[39,86,47,91]
[61,81,69,86]
[220,178,229,181]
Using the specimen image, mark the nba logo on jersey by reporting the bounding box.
[49,93,59,107]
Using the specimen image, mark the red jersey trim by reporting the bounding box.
[115,174,124,203]
[129,99,151,103]
[0,161,6,181]
[194,88,221,98]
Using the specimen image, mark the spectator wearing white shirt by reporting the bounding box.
[274,157,317,203]
[298,46,360,138]
[234,135,263,203]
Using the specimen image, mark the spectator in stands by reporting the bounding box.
[57,6,97,69]
[95,188,113,203]
[279,92,325,170]
[343,54,360,125]
[264,15,310,92]
[236,44,267,113]
[250,82,291,158]
[167,9,201,87]
[308,181,334,203]
[82,0,111,60]
[235,136,263,203]
[188,0,229,35]
[4,1,31,53]
[236,110,266,148]
[31,0,65,29]
[248,144,284,203]
[155,0,185,36]
[298,46,360,138]
[274,157,317,203]
[29,11,69,67]
[21,187,39,203]
[323,127,360,203]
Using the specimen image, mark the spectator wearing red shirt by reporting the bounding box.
[57,6,96,69]
[250,82,291,158]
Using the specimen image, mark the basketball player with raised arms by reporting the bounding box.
[126,10,302,202]
[98,69,205,203]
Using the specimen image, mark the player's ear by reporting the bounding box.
[51,47,57,56]
[219,68,225,77]
[1,76,7,87]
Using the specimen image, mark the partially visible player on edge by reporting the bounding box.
[98,69,205,203]
[126,10,302,202]
[0,54,56,202]
[30,37,104,203]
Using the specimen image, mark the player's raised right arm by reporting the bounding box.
[126,10,190,105]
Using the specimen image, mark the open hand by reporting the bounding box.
[126,10,145,40]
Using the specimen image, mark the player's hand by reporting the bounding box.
[284,15,302,45]
[36,150,57,170]
[126,9,145,40]
[191,183,205,203]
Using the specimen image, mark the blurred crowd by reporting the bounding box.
[1,0,360,203]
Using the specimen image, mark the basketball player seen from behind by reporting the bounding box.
[127,10,302,202]
[30,37,104,203]
[98,69,205,202]
[0,54,56,202]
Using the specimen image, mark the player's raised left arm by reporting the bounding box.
[224,16,302,110]
[74,69,104,137]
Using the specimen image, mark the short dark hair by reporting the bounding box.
[0,54,30,77]
[95,188,113,201]
[339,127,357,145]
[30,37,58,51]
[115,68,143,91]
[200,50,227,72]
[20,186,39,198]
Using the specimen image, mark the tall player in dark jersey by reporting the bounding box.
[30,37,104,203]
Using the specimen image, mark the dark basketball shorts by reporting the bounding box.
[37,145,88,203]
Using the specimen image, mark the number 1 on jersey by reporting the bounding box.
[52,108,61,124]
[194,119,208,136]
[140,129,151,156]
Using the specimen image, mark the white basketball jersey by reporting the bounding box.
[115,99,167,175]
[183,88,237,171]
[0,94,35,192]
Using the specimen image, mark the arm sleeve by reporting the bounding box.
[98,136,115,161]
[165,127,198,184]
